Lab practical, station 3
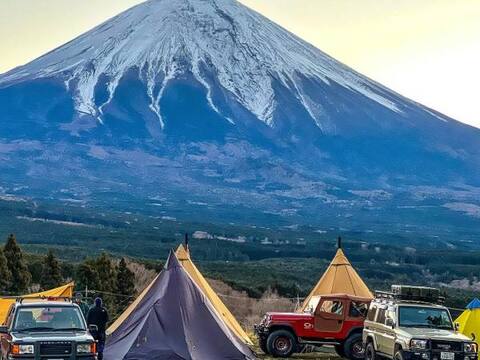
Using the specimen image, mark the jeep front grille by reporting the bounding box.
[40,341,72,356]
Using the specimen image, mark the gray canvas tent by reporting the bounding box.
[104,251,256,360]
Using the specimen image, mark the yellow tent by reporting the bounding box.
[175,244,253,345]
[300,246,373,312]
[108,245,253,345]
[0,282,74,324]
[455,298,480,351]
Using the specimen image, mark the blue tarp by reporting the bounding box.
[466,298,480,310]
[104,250,255,360]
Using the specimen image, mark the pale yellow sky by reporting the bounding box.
[0,0,479,128]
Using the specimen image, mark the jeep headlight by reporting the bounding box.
[11,343,35,355]
[464,343,478,353]
[411,339,428,350]
[77,342,96,354]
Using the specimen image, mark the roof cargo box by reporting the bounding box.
[391,285,441,302]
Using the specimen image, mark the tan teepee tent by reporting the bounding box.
[300,240,373,312]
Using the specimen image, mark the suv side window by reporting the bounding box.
[386,308,396,322]
[376,308,387,324]
[367,305,377,321]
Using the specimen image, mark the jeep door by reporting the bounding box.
[314,298,346,335]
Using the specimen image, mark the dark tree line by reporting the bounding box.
[0,234,136,316]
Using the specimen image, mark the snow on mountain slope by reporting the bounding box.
[0,0,401,130]
[1,0,480,236]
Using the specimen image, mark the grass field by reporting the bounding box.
[254,343,340,359]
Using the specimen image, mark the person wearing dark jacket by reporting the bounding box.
[87,297,109,360]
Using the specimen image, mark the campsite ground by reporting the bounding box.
[257,350,339,360]
[252,338,340,359]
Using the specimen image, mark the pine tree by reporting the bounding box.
[40,250,64,290]
[76,260,100,292]
[93,253,118,314]
[4,234,31,293]
[0,247,12,291]
[117,258,135,297]
[95,253,118,292]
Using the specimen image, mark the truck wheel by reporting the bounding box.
[365,342,377,360]
[266,329,296,358]
[259,337,269,354]
[344,333,365,360]
[394,350,404,360]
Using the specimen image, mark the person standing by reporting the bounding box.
[87,297,109,360]
[74,292,90,319]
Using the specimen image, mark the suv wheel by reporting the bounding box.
[266,329,296,357]
[365,342,377,360]
[394,350,404,360]
[344,333,365,360]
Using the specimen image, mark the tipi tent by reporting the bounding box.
[105,251,255,360]
[455,298,480,349]
[0,282,74,324]
[175,244,253,345]
[300,241,373,312]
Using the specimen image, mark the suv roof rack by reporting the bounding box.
[0,296,73,303]
[374,285,445,304]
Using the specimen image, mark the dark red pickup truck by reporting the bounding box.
[255,294,371,358]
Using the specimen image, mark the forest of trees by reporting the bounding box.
[0,234,137,317]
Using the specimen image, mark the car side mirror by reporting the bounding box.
[89,324,98,333]
[0,325,7,333]
[386,318,395,328]
[454,322,460,332]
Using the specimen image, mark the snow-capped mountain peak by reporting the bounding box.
[0,0,400,130]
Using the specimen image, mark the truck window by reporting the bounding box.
[367,306,377,321]
[320,300,344,316]
[376,308,386,324]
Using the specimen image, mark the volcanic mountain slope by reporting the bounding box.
[0,0,479,235]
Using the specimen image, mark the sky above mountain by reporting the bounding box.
[0,0,478,128]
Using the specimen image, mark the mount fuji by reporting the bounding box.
[1,0,479,238]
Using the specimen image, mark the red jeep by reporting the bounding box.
[255,294,371,358]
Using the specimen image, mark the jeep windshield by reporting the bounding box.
[13,305,86,332]
[398,306,453,329]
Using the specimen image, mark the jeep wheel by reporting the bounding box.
[266,329,296,358]
[344,333,365,360]
[259,337,269,354]
[365,342,377,360]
